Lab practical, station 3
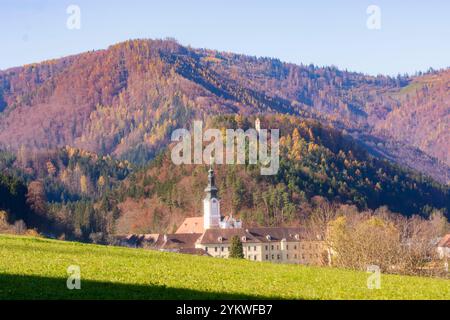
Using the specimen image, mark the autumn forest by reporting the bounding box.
[0,39,449,243]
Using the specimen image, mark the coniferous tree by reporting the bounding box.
[229,235,244,259]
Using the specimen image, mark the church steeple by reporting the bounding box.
[204,167,218,199]
[203,159,220,229]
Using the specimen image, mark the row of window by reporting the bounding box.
[265,254,283,260]
[263,254,301,260]
[264,244,296,251]
[263,244,320,251]
[205,243,321,254]
[246,254,317,261]
[205,247,228,253]
[263,253,319,261]
[205,249,320,262]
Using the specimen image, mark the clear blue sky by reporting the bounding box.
[1,0,449,75]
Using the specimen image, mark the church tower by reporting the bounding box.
[203,165,221,229]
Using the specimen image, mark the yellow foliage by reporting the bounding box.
[25,229,41,237]
[308,143,318,153]
[97,176,105,188]
[60,169,69,184]
[46,161,56,176]
[80,175,88,194]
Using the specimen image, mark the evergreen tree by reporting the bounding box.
[229,235,244,259]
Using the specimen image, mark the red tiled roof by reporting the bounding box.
[117,227,313,248]
[198,228,259,244]
[197,227,309,244]
[248,227,308,242]
[175,217,204,234]
[159,233,203,249]
[115,234,161,247]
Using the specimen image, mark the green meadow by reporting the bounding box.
[0,234,448,300]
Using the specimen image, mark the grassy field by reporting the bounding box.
[0,234,448,300]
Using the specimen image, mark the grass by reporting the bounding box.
[0,234,449,300]
[396,81,423,95]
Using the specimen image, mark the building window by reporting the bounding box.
[265,254,269,260]
[254,255,257,261]
[271,254,274,260]
[265,245,268,251]
[277,245,279,250]
[205,247,208,252]
[286,245,289,250]
[215,247,218,252]
[254,246,257,251]
[294,254,297,259]
[271,245,274,250]
[248,246,250,251]
[277,254,280,260]
[287,254,289,259]
[221,247,224,252]
[294,245,297,250]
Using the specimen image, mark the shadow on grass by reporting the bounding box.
[0,273,269,300]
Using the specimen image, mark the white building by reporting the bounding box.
[119,166,326,265]
[437,234,450,259]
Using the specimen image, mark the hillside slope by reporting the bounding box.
[374,71,450,168]
[1,235,449,300]
[0,39,448,182]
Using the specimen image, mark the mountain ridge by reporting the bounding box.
[0,38,448,183]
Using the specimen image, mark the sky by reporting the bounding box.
[0,0,449,75]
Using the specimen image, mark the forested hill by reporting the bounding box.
[1,115,448,240]
[98,115,449,236]
[0,39,448,183]
[0,148,131,236]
